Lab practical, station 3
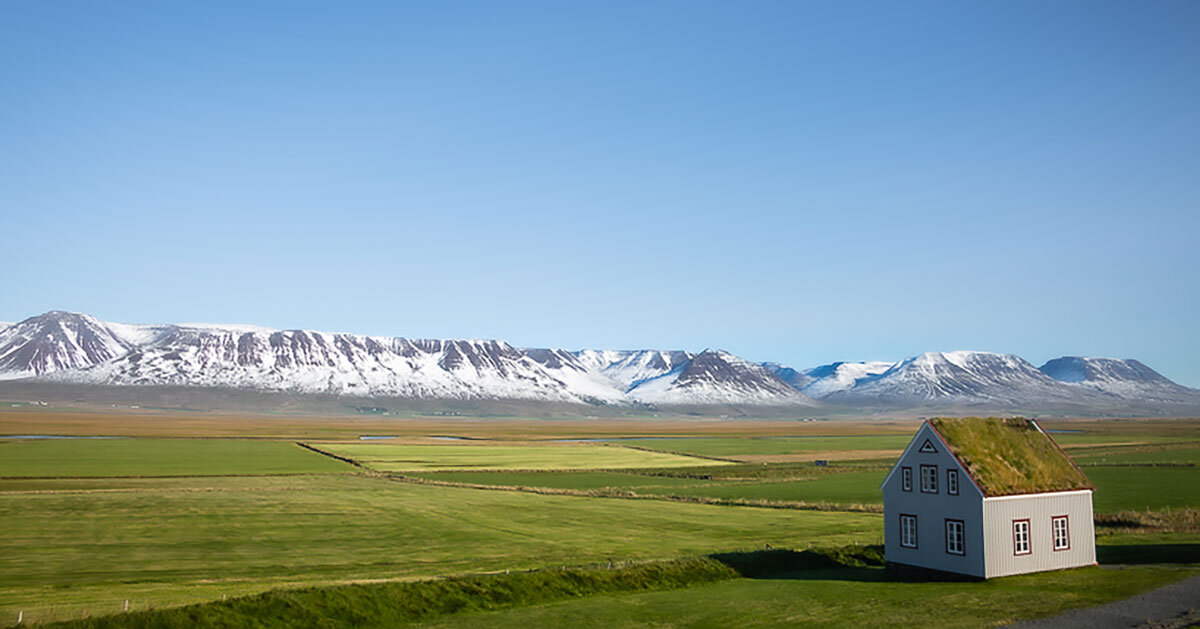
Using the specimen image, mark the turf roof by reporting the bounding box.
[929,417,1093,497]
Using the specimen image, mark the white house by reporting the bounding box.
[881,417,1096,579]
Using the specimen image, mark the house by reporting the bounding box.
[880,417,1096,579]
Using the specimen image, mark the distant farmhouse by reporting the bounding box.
[881,417,1096,579]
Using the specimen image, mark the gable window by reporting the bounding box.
[1013,519,1031,555]
[902,467,912,492]
[945,519,965,555]
[1052,516,1070,551]
[920,464,938,493]
[947,469,959,495]
[900,514,918,548]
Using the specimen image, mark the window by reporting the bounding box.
[902,467,912,492]
[1013,519,1031,555]
[947,469,959,495]
[1052,516,1070,551]
[945,519,965,555]
[920,464,938,493]
[900,514,918,548]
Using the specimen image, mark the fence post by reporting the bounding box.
[124,600,129,612]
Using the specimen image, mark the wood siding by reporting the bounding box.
[982,490,1095,578]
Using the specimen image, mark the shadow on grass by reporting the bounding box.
[710,542,1200,584]
[1097,543,1200,565]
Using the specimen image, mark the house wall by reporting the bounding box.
[982,490,1096,578]
[882,423,986,578]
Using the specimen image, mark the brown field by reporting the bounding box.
[0,408,924,440]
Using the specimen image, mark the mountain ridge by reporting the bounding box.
[1,311,1197,415]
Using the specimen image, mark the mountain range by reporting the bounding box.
[1,311,1198,416]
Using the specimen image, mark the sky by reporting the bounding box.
[2,1,1198,385]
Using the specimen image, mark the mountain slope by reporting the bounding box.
[574,349,694,389]
[824,351,1102,407]
[765,360,895,398]
[628,350,818,406]
[1040,357,1200,405]
[0,311,140,379]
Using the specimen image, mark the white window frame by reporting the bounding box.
[947,469,959,495]
[902,467,912,492]
[945,519,965,556]
[1052,516,1070,551]
[920,464,938,493]
[1013,519,1031,556]
[900,514,918,548]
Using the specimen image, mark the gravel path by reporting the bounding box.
[1007,573,1200,629]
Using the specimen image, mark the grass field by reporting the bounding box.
[0,438,350,477]
[1,413,1198,627]
[316,442,725,471]
[420,561,1197,628]
[0,473,879,624]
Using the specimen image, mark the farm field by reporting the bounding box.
[315,442,725,471]
[0,413,1197,626]
[0,471,878,624]
[0,438,350,477]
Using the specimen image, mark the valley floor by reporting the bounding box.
[1,410,1197,627]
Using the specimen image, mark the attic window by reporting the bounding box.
[947,470,959,495]
[919,439,938,454]
[920,464,938,493]
[1013,519,1031,555]
[902,467,912,492]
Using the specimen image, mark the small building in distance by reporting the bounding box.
[880,417,1096,579]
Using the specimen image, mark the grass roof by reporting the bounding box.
[929,417,1093,497]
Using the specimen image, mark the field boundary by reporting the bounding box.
[295,442,367,468]
[386,473,883,513]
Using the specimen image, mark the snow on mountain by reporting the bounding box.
[573,349,695,389]
[66,326,602,403]
[3,311,1196,412]
[824,351,1093,406]
[0,311,137,380]
[1040,357,1200,404]
[765,360,895,398]
[627,350,818,406]
[521,348,628,404]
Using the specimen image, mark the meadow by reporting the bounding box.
[314,442,725,471]
[0,411,1196,627]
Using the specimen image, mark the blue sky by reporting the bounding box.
[2,1,1198,385]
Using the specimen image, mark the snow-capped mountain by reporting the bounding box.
[1040,357,1200,405]
[0,311,800,406]
[0,312,142,379]
[764,360,895,398]
[2,311,1197,413]
[627,350,817,406]
[821,351,1112,407]
[574,349,694,389]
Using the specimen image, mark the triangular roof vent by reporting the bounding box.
[919,439,938,454]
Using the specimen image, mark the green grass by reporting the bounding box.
[637,471,886,505]
[1088,466,1200,511]
[931,418,1092,496]
[408,464,1200,512]
[51,542,1198,629]
[404,470,709,491]
[419,564,1196,628]
[0,438,350,477]
[317,443,723,471]
[1074,445,1200,465]
[0,474,880,624]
